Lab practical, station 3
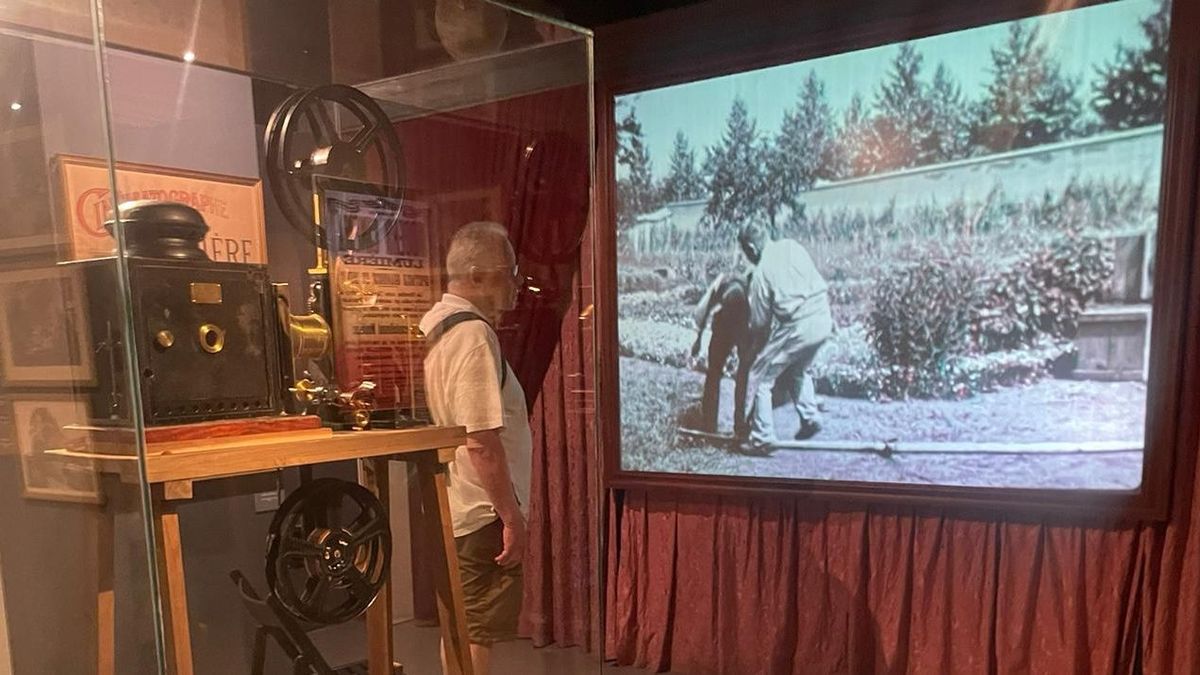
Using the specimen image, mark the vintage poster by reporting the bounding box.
[327,191,437,417]
[55,154,267,263]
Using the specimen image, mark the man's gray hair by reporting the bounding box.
[446,221,512,278]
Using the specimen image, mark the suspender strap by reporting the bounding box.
[425,312,509,389]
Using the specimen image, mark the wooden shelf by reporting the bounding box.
[50,425,466,484]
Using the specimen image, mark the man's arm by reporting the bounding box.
[693,273,726,331]
[465,428,527,567]
[747,267,772,355]
[691,274,726,357]
[448,334,527,567]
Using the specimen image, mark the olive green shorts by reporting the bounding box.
[454,518,523,645]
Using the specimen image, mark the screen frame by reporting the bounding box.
[594,0,1200,521]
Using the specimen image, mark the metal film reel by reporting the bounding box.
[263,85,405,251]
[264,478,391,625]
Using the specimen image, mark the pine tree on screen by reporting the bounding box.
[869,43,935,171]
[766,71,837,226]
[660,131,706,203]
[832,94,874,179]
[1093,0,1170,131]
[928,63,974,163]
[703,98,767,232]
[615,105,660,229]
[973,21,1082,153]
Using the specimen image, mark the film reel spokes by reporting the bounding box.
[265,478,392,626]
[264,84,405,251]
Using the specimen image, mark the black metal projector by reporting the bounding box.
[66,200,282,426]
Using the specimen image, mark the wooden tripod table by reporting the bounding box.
[52,425,473,675]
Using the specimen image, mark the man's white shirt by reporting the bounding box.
[419,294,532,537]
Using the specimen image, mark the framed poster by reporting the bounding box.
[54,154,267,264]
[598,0,1194,518]
[321,180,437,415]
[6,396,101,505]
[0,266,93,386]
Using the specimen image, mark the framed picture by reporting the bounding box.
[318,177,436,415]
[0,266,94,386]
[6,395,101,505]
[597,0,1195,518]
[53,154,267,264]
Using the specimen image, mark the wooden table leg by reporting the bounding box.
[153,494,194,675]
[96,477,115,675]
[360,457,396,675]
[416,452,473,675]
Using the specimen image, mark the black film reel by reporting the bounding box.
[264,84,405,251]
[264,478,392,625]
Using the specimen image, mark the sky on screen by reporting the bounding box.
[617,0,1159,174]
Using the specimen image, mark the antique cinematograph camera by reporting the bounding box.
[69,201,285,426]
[263,84,409,429]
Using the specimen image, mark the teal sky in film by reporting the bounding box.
[617,0,1162,177]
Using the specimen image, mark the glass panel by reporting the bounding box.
[0,3,165,673]
[90,1,597,672]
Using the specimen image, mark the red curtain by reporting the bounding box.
[521,230,600,649]
[395,85,599,649]
[606,446,1200,673]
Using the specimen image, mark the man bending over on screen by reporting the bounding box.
[420,221,530,675]
[691,271,751,436]
[738,223,833,455]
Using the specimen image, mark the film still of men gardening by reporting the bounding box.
[615,0,1167,489]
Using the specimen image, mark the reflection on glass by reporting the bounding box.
[0,15,164,675]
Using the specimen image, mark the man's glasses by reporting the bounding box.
[470,264,521,281]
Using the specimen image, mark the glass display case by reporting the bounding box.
[0,1,596,673]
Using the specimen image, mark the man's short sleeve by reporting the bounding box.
[448,337,505,434]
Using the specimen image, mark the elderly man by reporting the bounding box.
[738,223,833,455]
[419,221,530,675]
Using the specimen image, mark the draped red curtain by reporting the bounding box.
[521,229,600,649]
[394,84,599,650]
[605,443,1200,673]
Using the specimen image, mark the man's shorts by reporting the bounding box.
[454,518,523,645]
